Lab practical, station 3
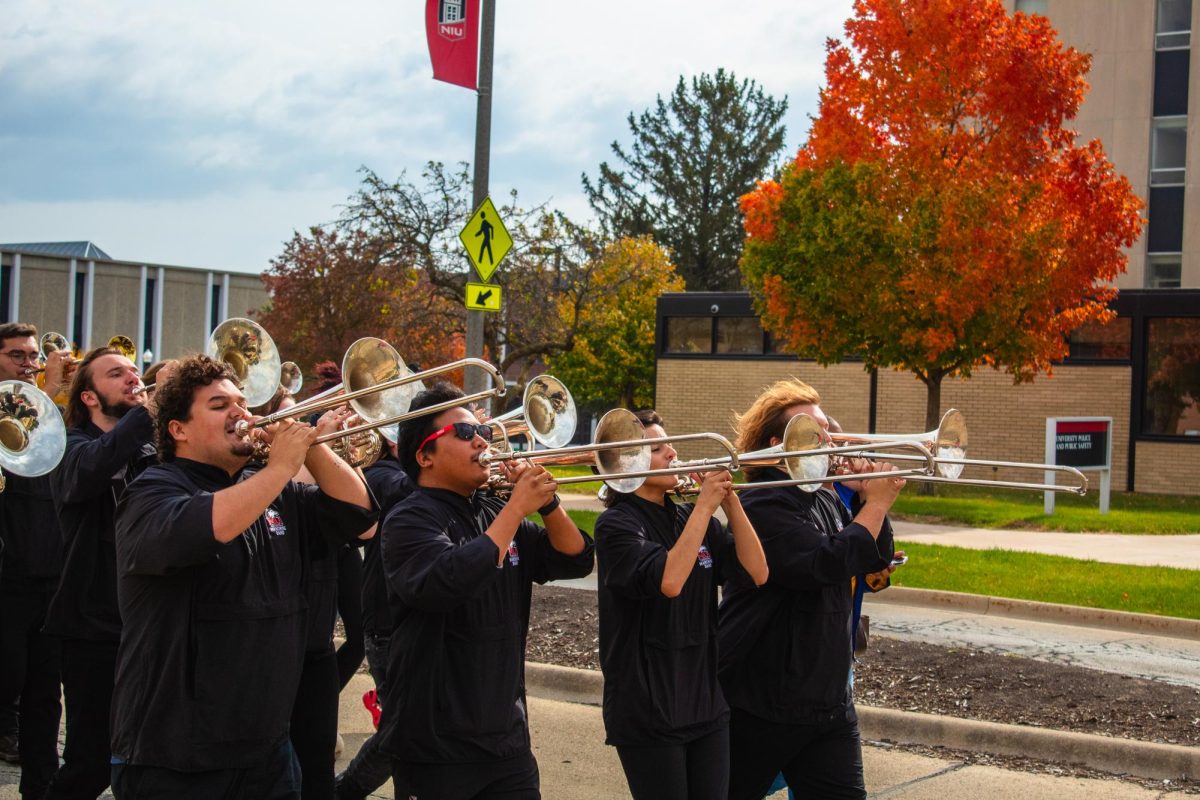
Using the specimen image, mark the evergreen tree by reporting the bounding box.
[582,69,787,291]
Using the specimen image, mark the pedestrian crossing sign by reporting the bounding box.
[459,197,512,282]
[465,282,502,312]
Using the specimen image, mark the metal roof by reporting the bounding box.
[0,241,112,260]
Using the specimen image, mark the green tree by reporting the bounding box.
[546,237,685,409]
[582,69,788,291]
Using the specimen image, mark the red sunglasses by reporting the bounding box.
[418,422,494,453]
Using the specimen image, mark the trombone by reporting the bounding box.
[0,381,68,492]
[490,374,577,450]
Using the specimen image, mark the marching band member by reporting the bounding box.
[378,381,593,800]
[42,347,167,799]
[108,355,377,799]
[0,321,64,798]
[718,379,903,800]
[594,410,767,800]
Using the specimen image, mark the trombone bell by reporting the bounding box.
[207,318,281,408]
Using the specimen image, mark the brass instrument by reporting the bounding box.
[0,381,68,492]
[207,318,282,408]
[490,375,577,449]
[107,335,137,361]
[280,361,303,395]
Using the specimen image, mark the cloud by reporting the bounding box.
[0,0,855,268]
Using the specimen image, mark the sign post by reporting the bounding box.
[1044,417,1112,515]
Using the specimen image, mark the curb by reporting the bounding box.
[867,586,1200,641]
[524,662,1200,783]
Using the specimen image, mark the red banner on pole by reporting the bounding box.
[425,0,480,90]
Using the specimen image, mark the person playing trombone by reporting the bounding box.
[377,381,594,800]
[594,409,767,800]
[718,379,903,800]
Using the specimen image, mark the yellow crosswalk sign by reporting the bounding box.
[459,197,512,282]
[465,282,502,312]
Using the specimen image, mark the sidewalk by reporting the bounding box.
[562,495,1200,569]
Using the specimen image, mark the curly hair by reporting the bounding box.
[154,355,240,461]
[733,379,821,479]
[396,381,467,480]
[64,346,121,429]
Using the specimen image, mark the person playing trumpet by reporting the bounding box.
[108,354,378,799]
[594,409,768,800]
[377,381,594,800]
[718,379,904,800]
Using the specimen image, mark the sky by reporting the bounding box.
[0,0,855,274]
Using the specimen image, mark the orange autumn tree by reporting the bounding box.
[739,0,1145,435]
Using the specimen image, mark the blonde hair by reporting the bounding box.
[733,378,821,478]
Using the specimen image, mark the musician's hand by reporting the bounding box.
[266,418,317,477]
[695,469,732,514]
[835,455,870,494]
[857,462,905,509]
[42,349,73,397]
[471,404,492,425]
[314,405,356,439]
[507,462,557,517]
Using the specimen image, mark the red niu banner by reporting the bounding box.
[425,0,480,90]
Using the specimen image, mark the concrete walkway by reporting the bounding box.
[561,496,1200,570]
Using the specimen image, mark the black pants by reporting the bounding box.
[291,647,339,799]
[615,724,729,800]
[0,588,62,799]
[335,548,364,690]
[727,707,865,800]
[111,739,301,800]
[396,751,539,800]
[336,634,396,800]
[44,638,119,800]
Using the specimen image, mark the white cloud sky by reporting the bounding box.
[0,0,854,273]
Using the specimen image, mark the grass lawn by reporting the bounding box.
[560,509,1198,619]
[890,541,1200,619]
[549,466,1200,534]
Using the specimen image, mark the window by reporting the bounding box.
[73,271,86,347]
[765,330,789,355]
[1014,0,1048,15]
[1148,185,1185,252]
[1154,50,1191,116]
[144,277,156,353]
[716,317,764,354]
[1151,117,1188,185]
[1067,317,1132,360]
[664,317,712,354]
[1142,317,1200,436]
[1148,256,1184,288]
[211,282,223,331]
[1157,0,1193,49]
[0,264,9,323]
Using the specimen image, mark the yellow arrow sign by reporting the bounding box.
[458,197,512,282]
[465,282,502,312]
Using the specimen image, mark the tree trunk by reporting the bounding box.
[918,372,944,496]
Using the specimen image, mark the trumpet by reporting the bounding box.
[22,332,77,378]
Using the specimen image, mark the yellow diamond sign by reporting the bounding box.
[465,282,502,312]
[459,197,512,282]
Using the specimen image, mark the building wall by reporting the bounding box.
[90,263,143,348]
[229,275,266,320]
[657,358,1200,495]
[162,271,213,359]
[15,256,70,336]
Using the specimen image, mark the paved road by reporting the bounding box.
[2,675,1183,799]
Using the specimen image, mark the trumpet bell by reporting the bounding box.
[280,361,303,395]
[594,408,652,494]
[40,332,70,357]
[0,381,67,478]
[207,318,281,408]
[342,338,417,425]
[108,336,136,361]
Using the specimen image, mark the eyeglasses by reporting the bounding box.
[418,422,493,452]
[1,350,40,365]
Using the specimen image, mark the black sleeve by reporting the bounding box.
[745,500,885,591]
[364,465,415,511]
[711,520,742,585]
[382,503,503,612]
[115,471,218,576]
[56,406,154,503]
[595,506,665,599]
[849,496,895,572]
[293,480,379,547]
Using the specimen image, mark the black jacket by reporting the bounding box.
[109,458,378,772]
[361,454,415,638]
[45,406,156,641]
[0,471,62,591]
[718,470,893,724]
[378,487,594,764]
[596,493,736,746]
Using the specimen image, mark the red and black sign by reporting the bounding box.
[425,0,480,90]
[1054,420,1110,469]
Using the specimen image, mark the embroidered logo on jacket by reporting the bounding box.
[265,508,287,536]
[507,541,520,566]
[697,544,713,569]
